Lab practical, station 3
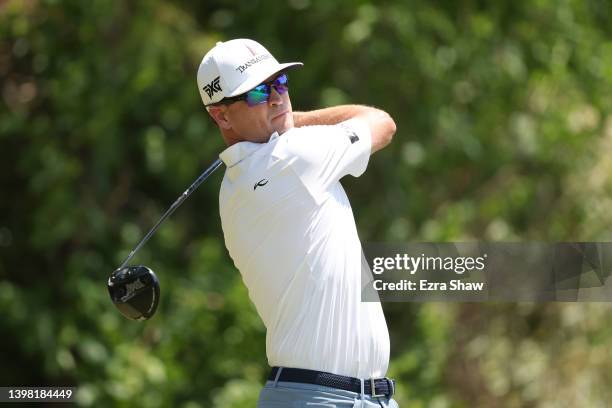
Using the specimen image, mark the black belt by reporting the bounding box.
[268,367,396,398]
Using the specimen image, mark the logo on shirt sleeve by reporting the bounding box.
[340,123,360,144]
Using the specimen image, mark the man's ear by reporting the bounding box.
[207,106,232,130]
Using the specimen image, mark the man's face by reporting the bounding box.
[212,73,295,144]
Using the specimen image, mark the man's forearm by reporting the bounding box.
[293,105,376,127]
[293,104,396,154]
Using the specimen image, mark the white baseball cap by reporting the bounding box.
[197,39,303,106]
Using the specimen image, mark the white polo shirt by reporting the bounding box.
[218,119,390,378]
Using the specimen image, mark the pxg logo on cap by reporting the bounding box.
[197,38,303,106]
[202,76,222,98]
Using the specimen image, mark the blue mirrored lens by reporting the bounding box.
[244,74,289,106]
[246,84,270,106]
[273,74,288,94]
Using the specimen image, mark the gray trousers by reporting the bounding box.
[257,380,399,408]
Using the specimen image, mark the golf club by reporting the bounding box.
[108,158,223,320]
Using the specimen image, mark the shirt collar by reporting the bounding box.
[219,132,280,168]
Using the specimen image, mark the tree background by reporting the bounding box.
[1,0,612,406]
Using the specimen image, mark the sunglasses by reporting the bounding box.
[217,73,289,107]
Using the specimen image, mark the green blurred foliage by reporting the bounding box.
[1,0,612,406]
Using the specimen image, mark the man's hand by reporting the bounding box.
[293,105,396,154]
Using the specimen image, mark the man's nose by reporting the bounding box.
[268,87,284,106]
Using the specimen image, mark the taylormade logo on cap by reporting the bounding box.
[197,38,303,106]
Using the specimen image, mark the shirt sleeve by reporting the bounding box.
[278,118,372,193]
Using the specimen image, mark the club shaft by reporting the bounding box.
[118,158,223,269]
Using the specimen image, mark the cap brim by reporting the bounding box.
[227,62,303,97]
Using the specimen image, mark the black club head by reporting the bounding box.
[108,265,160,320]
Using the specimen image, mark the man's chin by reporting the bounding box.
[274,115,294,135]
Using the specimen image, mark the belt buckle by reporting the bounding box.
[370,377,384,397]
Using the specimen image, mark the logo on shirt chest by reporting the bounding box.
[253,179,269,190]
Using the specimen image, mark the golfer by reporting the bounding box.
[198,39,398,407]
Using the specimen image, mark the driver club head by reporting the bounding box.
[108,265,160,320]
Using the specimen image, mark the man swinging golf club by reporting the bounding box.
[199,39,398,407]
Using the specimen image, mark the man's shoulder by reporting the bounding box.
[277,124,340,149]
[282,123,334,138]
[273,125,326,162]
